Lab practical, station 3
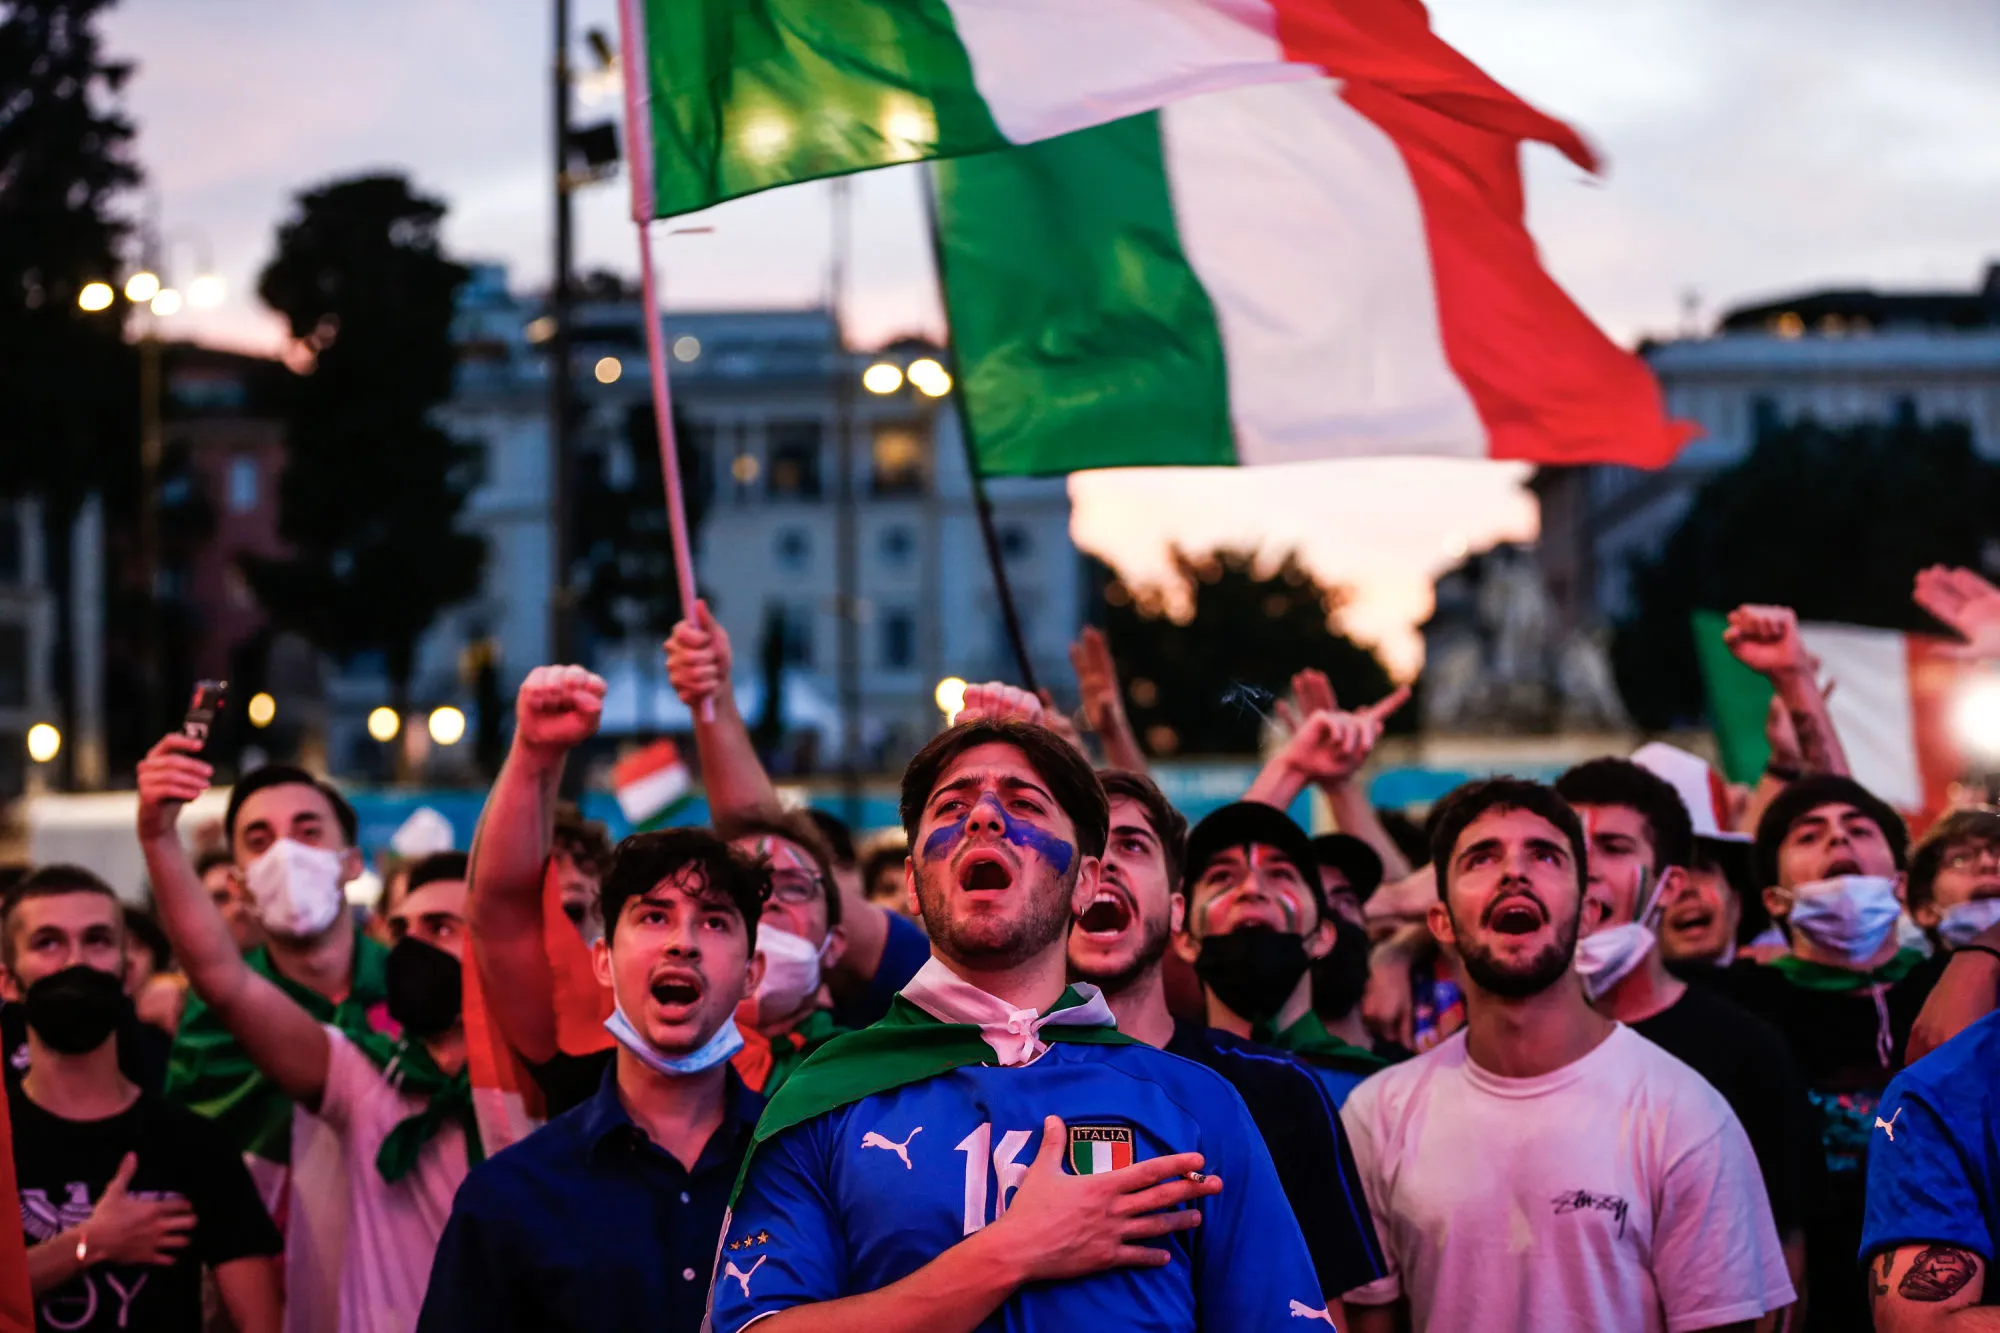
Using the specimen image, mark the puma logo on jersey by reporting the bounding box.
[861,1126,922,1169]
[1290,1300,1336,1325]
[724,1255,767,1298]
[1876,1107,1903,1142]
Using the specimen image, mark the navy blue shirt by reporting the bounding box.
[416,1063,761,1333]
[1860,1009,2000,1304]
[1167,1020,1388,1298]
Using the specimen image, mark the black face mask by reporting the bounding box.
[23,965,127,1055]
[1312,914,1372,1022]
[385,938,463,1040]
[1194,927,1311,1026]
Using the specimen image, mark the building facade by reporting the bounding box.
[1537,262,2000,632]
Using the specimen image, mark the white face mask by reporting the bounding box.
[1574,923,1658,1001]
[604,1006,744,1077]
[244,839,349,940]
[1938,897,2000,950]
[1786,875,1903,966]
[754,924,829,1017]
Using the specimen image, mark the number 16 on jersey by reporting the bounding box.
[957,1123,1034,1236]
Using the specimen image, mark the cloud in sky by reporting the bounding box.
[104,0,2000,673]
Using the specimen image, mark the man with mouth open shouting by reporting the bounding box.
[709,720,1325,1333]
[1067,769,1388,1321]
[1338,778,1794,1333]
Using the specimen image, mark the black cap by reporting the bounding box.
[1182,802,1322,907]
[1312,833,1385,902]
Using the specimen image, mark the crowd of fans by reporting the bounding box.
[7,567,2000,1331]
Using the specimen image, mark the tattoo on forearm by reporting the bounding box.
[1898,1245,1979,1302]
[1872,1251,1892,1302]
[1788,707,1832,772]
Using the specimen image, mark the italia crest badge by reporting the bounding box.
[1067,1124,1134,1174]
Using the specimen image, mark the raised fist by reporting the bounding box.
[1723,605,1808,678]
[665,600,733,708]
[515,665,606,754]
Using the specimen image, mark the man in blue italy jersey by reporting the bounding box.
[709,719,1329,1333]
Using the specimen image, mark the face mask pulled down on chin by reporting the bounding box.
[1785,875,1904,966]
[1573,923,1657,1001]
[245,838,349,940]
[1938,896,2000,950]
[24,965,128,1055]
[604,1006,744,1077]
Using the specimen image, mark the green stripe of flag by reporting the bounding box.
[1691,610,1777,785]
[934,113,1235,476]
[640,0,1005,218]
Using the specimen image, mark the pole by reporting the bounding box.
[831,178,862,822]
[548,0,576,665]
[137,326,161,742]
[916,167,1039,693]
[613,0,709,721]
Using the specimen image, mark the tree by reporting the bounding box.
[571,401,711,645]
[1094,547,1399,757]
[1613,412,2000,729]
[0,0,141,778]
[245,174,485,714]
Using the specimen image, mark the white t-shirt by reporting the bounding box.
[1340,1023,1795,1333]
[317,1027,469,1333]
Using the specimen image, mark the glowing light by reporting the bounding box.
[935,677,967,726]
[187,275,225,308]
[428,706,467,746]
[524,316,556,344]
[863,362,904,395]
[739,112,792,164]
[594,356,622,384]
[150,288,183,317]
[1774,312,1805,339]
[25,723,61,764]
[881,97,936,161]
[1953,676,2000,758]
[907,358,952,398]
[367,707,401,743]
[731,454,760,485]
[124,272,160,303]
[77,282,114,312]
[673,335,701,362]
[246,692,277,729]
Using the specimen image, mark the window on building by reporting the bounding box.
[767,421,824,498]
[228,456,259,513]
[999,525,1031,560]
[0,506,22,584]
[871,424,927,496]
[777,603,815,667]
[775,527,810,570]
[880,608,916,670]
[880,525,915,566]
[0,622,25,708]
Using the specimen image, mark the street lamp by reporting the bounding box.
[150,288,183,317]
[246,692,277,729]
[77,282,113,312]
[862,362,904,395]
[935,677,967,726]
[26,724,61,764]
[367,707,402,743]
[124,271,160,303]
[428,706,467,746]
[907,358,952,398]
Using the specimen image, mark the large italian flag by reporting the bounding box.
[1693,611,1971,825]
[625,0,1691,471]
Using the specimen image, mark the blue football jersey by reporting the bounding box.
[710,1041,1329,1332]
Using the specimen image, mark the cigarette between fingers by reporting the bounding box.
[1183,1170,1205,1184]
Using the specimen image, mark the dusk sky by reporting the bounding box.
[104,0,2000,673]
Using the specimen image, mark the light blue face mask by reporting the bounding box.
[604,1005,744,1077]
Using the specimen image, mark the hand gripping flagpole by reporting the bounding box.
[614,0,711,721]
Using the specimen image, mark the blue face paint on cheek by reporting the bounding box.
[919,794,1076,876]
[922,818,967,864]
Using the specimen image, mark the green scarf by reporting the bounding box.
[733,987,1133,1202]
[166,922,391,1162]
[348,1032,487,1183]
[1767,946,1927,993]
[1254,1011,1391,1072]
[763,1009,845,1099]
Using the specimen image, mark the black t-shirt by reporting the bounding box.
[1692,953,1946,1333]
[1629,983,1823,1237]
[11,1083,281,1333]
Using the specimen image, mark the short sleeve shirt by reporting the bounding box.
[712,1041,1327,1332]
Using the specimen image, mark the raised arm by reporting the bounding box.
[1906,920,2000,1063]
[1916,565,2000,661]
[1071,627,1149,773]
[136,734,330,1105]
[1725,605,1849,777]
[666,600,785,824]
[466,665,605,1065]
[1287,671,1414,879]
[1243,679,1407,821]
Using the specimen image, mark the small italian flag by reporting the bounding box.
[613,739,694,832]
[1069,1126,1135,1175]
[625,0,1687,471]
[1693,612,1971,824]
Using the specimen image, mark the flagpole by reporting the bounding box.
[918,165,1040,695]
[614,0,710,721]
